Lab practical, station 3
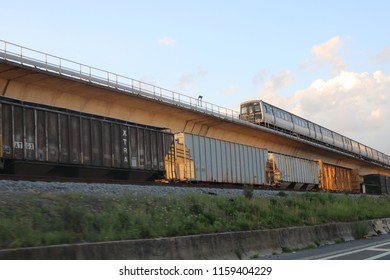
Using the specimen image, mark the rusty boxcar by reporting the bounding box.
[318,160,360,193]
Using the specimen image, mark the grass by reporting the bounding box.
[0,191,390,249]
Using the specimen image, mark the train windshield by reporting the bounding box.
[254,103,261,112]
[241,102,261,115]
[241,105,248,115]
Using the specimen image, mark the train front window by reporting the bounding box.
[241,106,248,115]
[254,103,261,113]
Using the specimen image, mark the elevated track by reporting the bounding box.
[0,40,389,176]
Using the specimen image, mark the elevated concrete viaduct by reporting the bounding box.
[0,42,389,177]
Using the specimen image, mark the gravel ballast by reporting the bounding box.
[0,179,282,198]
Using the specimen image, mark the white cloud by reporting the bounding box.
[222,85,237,96]
[256,70,294,107]
[301,36,346,74]
[177,69,208,89]
[288,70,390,154]
[252,69,268,84]
[250,37,390,154]
[157,37,176,46]
[372,46,390,64]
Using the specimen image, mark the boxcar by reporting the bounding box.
[0,97,174,180]
[267,152,320,190]
[318,160,360,193]
[166,133,268,185]
[363,174,390,195]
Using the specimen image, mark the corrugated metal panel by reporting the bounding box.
[2,104,12,158]
[172,133,268,185]
[268,153,320,185]
[70,116,81,164]
[47,112,59,162]
[81,118,91,165]
[13,106,24,159]
[36,110,46,161]
[91,120,102,166]
[318,160,360,192]
[111,123,121,168]
[102,121,111,167]
[59,114,70,163]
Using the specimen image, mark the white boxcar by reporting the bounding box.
[172,133,268,185]
[268,152,320,190]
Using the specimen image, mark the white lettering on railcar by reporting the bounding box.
[25,143,35,150]
[122,129,129,163]
[14,142,23,149]
[14,142,35,150]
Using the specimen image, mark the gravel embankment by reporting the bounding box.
[0,180,283,198]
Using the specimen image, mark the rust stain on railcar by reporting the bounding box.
[318,160,360,193]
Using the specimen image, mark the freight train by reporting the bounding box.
[167,133,363,193]
[239,100,390,167]
[0,96,389,194]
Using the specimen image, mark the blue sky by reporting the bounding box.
[2,0,390,154]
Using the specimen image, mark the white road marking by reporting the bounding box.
[320,241,390,260]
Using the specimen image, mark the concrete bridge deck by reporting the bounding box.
[0,40,389,176]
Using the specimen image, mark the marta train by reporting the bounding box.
[239,100,390,167]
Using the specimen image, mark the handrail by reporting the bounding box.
[1,40,389,168]
[0,39,240,121]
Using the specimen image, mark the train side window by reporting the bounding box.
[264,104,272,114]
[293,117,307,127]
[322,128,331,137]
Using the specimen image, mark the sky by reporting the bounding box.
[1,0,390,154]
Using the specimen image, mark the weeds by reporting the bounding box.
[242,184,254,199]
[0,192,390,249]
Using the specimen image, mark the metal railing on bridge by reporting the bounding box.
[1,40,389,169]
[0,39,240,122]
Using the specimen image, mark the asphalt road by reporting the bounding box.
[257,233,390,260]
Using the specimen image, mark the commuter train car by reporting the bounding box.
[240,100,390,167]
[0,96,174,180]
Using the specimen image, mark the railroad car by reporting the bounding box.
[317,160,361,193]
[0,96,174,180]
[166,133,268,185]
[166,135,361,193]
[363,174,390,195]
[240,100,390,167]
[267,152,320,190]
